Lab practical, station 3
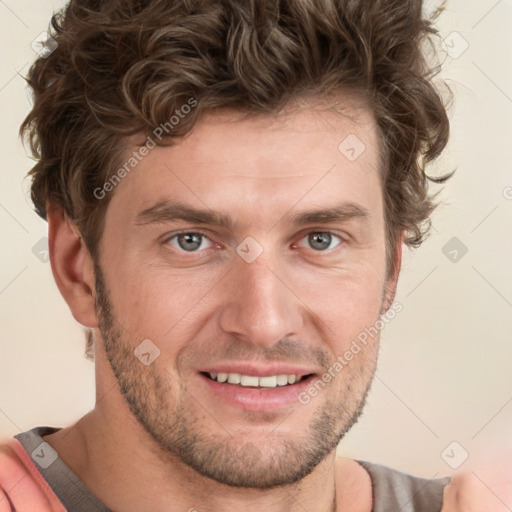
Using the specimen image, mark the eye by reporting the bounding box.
[166,232,213,252]
[297,232,342,251]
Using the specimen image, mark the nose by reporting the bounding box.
[218,252,304,348]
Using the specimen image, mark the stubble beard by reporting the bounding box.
[94,263,378,489]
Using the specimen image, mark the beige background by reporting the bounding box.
[1,0,511,479]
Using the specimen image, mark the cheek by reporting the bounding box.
[102,260,223,343]
[290,261,386,338]
[100,228,386,357]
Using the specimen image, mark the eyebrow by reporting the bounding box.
[135,200,370,228]
[135,200,233,228]
[290,203,370,225]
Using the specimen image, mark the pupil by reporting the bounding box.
[309,233,331,250]
[179,233,201,251]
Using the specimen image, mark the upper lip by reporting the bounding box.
[198,363,316,378]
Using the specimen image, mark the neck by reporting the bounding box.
[62,403,340,512]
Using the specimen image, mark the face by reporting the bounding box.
[94,101,395,488]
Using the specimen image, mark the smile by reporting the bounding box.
[205,372,306,388]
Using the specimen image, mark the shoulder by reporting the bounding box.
[356,459,449,512]
[336,456,450,512]
[441,452,512,512]
[335,457,373,511]
[0,437,31,489]
[0,436,66,512]
[338,451,512,512]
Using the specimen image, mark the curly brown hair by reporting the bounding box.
[21,0,451,299]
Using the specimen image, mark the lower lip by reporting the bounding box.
[199,373,314,412]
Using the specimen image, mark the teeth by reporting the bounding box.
[259,376,277,388]
[276,375,288,386]
[240,375,259,387]
[207,372,304,387]
[227,373,241,384]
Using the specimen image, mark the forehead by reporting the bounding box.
[107,100,382,229]
[172,101,379,177]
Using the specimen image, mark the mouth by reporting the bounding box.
[202,371,311,388]
[198,367,316,412]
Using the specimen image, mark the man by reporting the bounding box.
[1,0,508,511]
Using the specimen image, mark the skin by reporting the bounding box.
[43,100,404,512]
[442,450,512,512]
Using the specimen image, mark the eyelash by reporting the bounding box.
[163,230,344,256]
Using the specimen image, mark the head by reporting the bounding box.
[22,0,450,489]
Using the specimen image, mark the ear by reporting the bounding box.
[47,206,98,328]
[381,231,404,314]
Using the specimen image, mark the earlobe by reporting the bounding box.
[47,206,98,328]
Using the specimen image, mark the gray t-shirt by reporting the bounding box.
[15,426,450,512]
